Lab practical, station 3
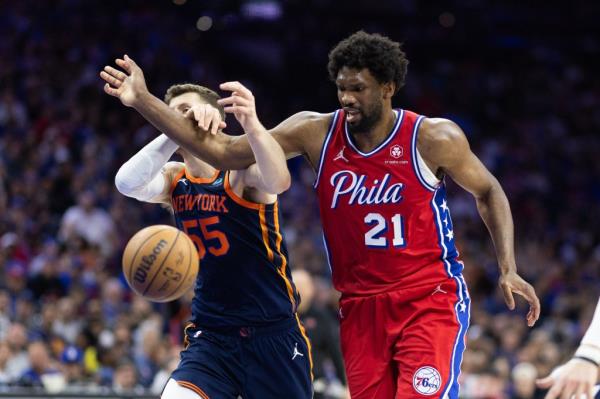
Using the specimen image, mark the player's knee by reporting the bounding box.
[161,378,204,399]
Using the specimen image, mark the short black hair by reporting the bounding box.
[164,83,225,120]
[327,31,408,94]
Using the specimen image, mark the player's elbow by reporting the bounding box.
[268,171,291,195]
[114,166,143,197]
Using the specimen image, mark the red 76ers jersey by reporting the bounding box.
[315,109,463,296]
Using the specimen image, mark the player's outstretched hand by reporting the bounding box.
[100,55,148,108]
[184,104,227,135]
[499,271,540,327]
[217,81,264,136]
[536,359,598,399]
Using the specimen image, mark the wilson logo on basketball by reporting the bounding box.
[134,239,168,284]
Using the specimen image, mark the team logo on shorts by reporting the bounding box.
[390,145,403,158]
[412,366,441,395]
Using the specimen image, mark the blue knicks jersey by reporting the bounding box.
[170,167,299,327]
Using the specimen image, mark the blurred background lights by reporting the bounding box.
[439,12,456,28]
[196,16,213,31]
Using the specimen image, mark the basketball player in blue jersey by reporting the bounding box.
[111,80,313,399]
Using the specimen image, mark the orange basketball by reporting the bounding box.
[122,225,198,302]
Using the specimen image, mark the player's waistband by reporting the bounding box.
[192,316,298,338]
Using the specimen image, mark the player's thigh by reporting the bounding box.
[340,295,396,399]
[394,277,470,399]
[171,328,242,399]
[242,326,312,399]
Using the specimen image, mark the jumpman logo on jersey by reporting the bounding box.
[292,342,304,360]
[431,284,448,296]
[179,178,188,186]
[334,146,349,163]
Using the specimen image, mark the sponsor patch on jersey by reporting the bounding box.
[390,145,403,158]
[412,366,441,396]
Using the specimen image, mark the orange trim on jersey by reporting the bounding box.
[295,313,314,380]
[182,322,195,350]
[177,380,210,399]
[223,171,262,210]
[259,205,274,262]
[273,202,296,310]
[169,167,187,196]
[185,168,220,184]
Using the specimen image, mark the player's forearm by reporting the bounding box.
[133,92,254,170]
[475,178,516,274]
[247,127,291,194]
[576,298,600,364]
[115,134,177,200]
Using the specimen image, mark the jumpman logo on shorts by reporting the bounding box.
[292,343,304,360]
[430,284,448,296]
[334,146,349,163]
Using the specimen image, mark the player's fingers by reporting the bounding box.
[500,283,515,310]
[103,83,120,97]
[194,107,206,128]
[523,285,541,326]
[210,109,221,135]
[536,376,554,389]
[217,96,237,106]
[587,384,594,399]
[545,379,564,399]
[560,381,576,399]
[103,65,127,81]
[115,58,131,74]
[574,383,585,399]
[100,70,123,88]
[220,81,251,97]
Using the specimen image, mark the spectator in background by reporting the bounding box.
[18,341,62,387]
[112,361,141,394]
[59,191,116,257]
[52,297,83,345]
[512,362,543,399]
[0,341,13,385]
[5,323,30,381]
[293,269,347,399]
[59,345,89,387]
[0,290,11,340]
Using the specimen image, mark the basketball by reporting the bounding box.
[122,225,198,302]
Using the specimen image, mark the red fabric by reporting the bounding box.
[339,280,467,398]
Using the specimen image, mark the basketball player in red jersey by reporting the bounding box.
[101,31,540,398]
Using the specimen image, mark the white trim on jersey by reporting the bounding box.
[321,232,333,274]
[411,115,438,192]
[416,147,441,188]
[440,276,470,399]
[431,189,453,277]
[344,109,404,157]
[313,110,341,189]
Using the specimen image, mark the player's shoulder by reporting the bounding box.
[418,117,468,150]
[163,161,185,174]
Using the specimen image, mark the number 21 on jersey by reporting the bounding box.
[364,213,405,248]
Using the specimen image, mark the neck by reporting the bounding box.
[350,107,396,153]
[182,155,217,178]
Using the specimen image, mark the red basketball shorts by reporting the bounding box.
[339,275,470,399]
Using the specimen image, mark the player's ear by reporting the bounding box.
[382,81,395,100]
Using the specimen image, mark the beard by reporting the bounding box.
[347,102,383,135]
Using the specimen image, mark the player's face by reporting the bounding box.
[168,91,206,115]
[335,67,384,134]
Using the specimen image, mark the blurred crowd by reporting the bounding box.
[1,1,599,398]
